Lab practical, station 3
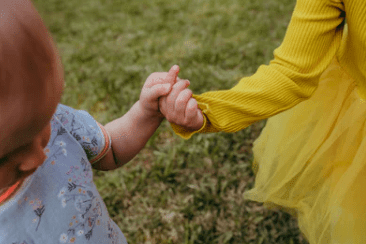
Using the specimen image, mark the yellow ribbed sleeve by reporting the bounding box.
[171,0,346,139]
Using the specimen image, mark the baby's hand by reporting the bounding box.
[139,65,180,118]
[159,74,204,131]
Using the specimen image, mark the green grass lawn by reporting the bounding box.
[33,0,308,243]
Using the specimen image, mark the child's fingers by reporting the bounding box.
[185,98,198,124]
[194,109,204,130]
[165,65,180,86]
[175,88,193,117]
[165,79,190,109]
[186,98,204,130]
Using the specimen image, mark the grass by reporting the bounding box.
[33,0,308,243]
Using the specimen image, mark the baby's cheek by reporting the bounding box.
[0,161,20,190]
[42,123,52,148]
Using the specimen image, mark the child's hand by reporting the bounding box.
[158,72,204,131]
[139,65,180,118]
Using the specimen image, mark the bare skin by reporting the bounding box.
[0,0,204,201]
[0,42,64,195]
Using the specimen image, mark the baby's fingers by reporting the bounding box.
[145,70,179,89]
[148,83,172,101]
[165,65,180,87]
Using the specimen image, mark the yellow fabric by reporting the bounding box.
[169,0,366,243]
[172,0,366,139]
[244,58,366,243]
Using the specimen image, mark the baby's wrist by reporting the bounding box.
[136,101,164,122]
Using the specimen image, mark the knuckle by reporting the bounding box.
[178,80,186,87]
[186,105,194,114]
[177,89,191,102]
[175,99,186,110]
[155,77,163,83]
[186,89,193,97]
[172,81,181,89]
[188,108,196,119]
[189,98,197,108]
[175,96,184,105]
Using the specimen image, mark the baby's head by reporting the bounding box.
[0,0,64,191]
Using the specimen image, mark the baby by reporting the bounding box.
[0,0,202,243]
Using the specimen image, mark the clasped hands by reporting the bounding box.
[139,65,204,131]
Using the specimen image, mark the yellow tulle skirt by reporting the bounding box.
[243,58,366,244]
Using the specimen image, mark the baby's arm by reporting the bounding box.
[92,66,179,170]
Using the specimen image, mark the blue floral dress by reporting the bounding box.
[0,104,128,244]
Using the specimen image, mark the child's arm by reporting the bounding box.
[92,66,181,170]
[159,0,345,139]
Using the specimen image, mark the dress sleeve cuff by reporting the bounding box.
[170,101,210,139]
[89,121,112,164]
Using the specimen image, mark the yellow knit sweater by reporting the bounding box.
[171,0,366,139]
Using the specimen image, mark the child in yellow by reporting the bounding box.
[159,0,366,243]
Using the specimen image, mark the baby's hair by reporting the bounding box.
[0,0,59,104]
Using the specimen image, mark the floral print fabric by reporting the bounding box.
[0,104,128,244]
